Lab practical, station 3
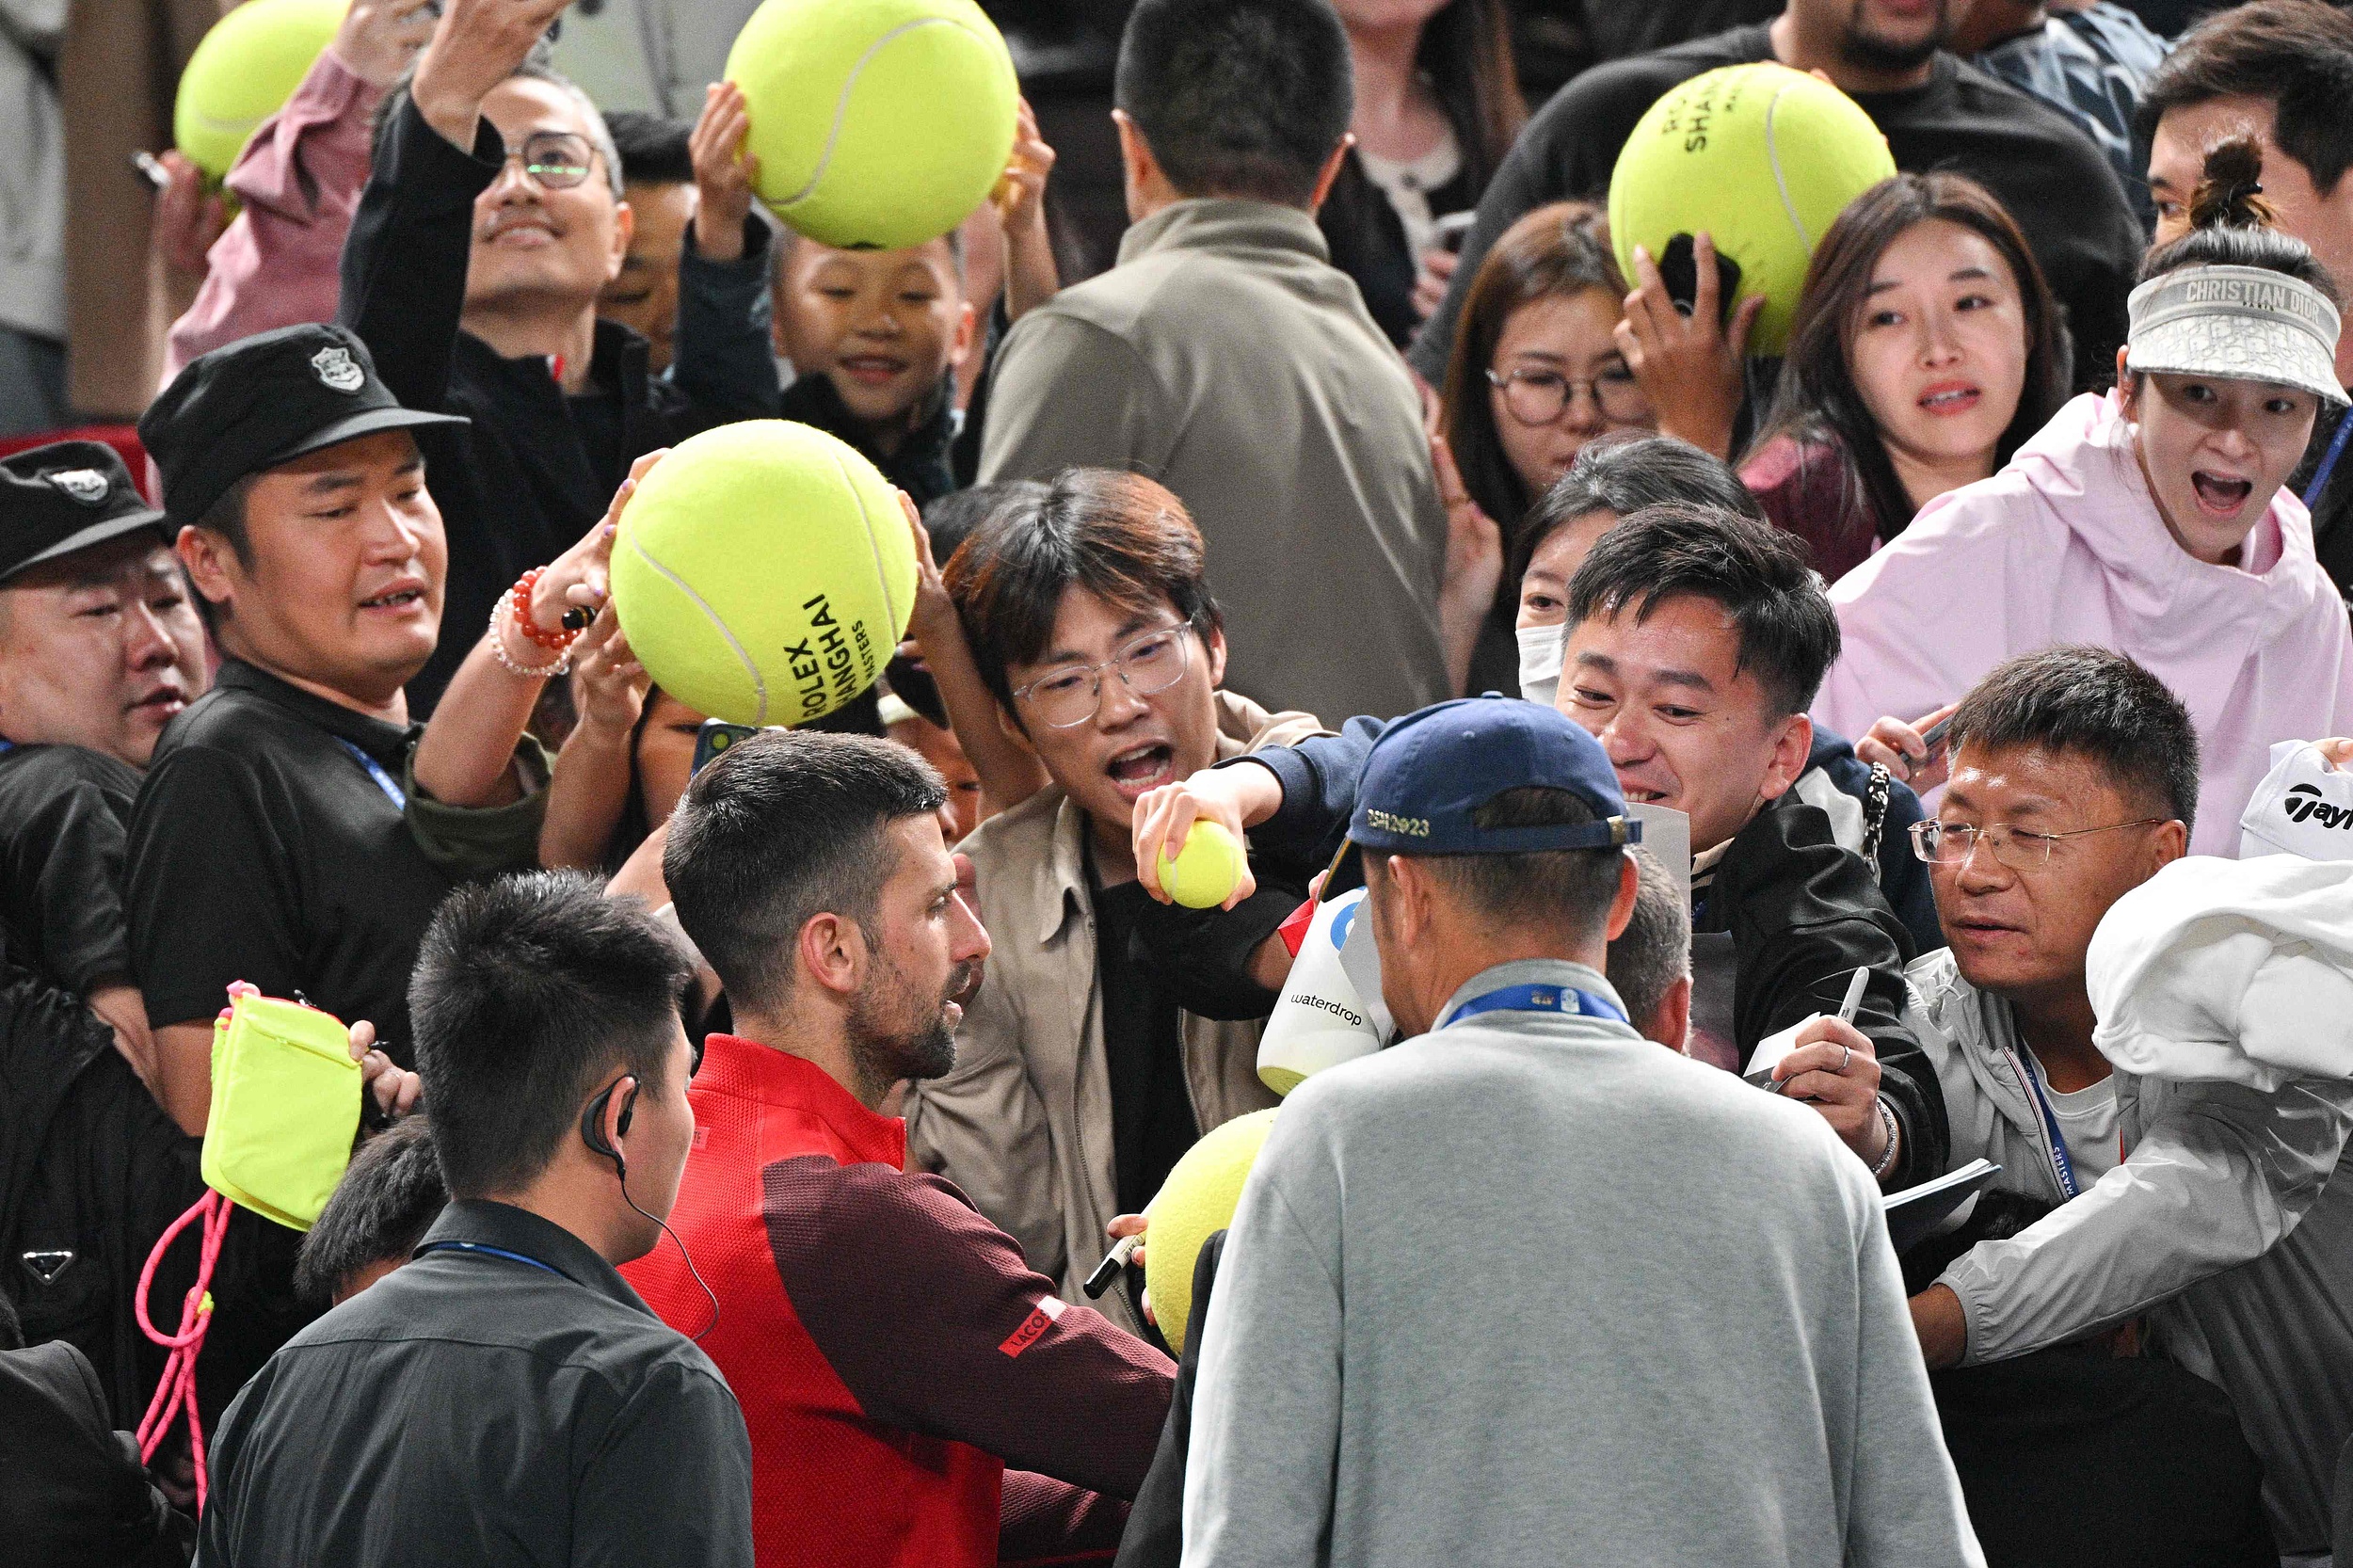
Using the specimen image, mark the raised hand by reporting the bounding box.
[690,81,759,264]
[1615,232,1760,461]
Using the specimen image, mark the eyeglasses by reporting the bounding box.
[1486,363,1652,428]
[1011,623,1194,729]
[1910,817,2167,872]
[499,131,599,190]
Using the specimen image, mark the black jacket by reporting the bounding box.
[339,97,780,709]
[777,367,960,509]
[0,959,301,1435]
[1238,714,1948,1189]
[0,1337,193,1567]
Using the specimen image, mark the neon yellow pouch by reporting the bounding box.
[200,993,361,1231]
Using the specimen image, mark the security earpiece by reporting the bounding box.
[580,1076,639,1181]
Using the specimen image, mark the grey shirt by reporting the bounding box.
[1180,957,1982,1568]
[980,199,1450,725]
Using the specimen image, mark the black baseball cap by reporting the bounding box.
[1350,696,1640,856]
[137,324,469,527]
[0,440,172,585]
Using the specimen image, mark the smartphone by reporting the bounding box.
[1920,715,1954,753]
[130,151,171,193]
[1742,1065,1789,1095]
[690,719,762,777]
[1656,232,1743,328]
[1432,210,1477,255]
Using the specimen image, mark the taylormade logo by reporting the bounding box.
[2283,783,2353,829]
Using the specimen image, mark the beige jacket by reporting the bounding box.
[905,693,1325,1335]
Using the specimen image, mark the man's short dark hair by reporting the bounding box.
[294,1116,447,1304]
[2136,0,2353,199]
[1606,849,1689,1036]
[1563,503,1842,717]
[409,872,692,1200]
[943,468,1223,721]
[922,478,1048,574]
[1114,0,1353,206]
[1945,647,2201,830]
[1519,432,1766,586]
[664,730,948,1014]
[605,110,694,186]
[1374,786,1625,940]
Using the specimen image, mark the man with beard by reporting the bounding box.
[1409,0,2142,400]
[631,729,1176,1568]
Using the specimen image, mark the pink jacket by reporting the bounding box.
[1816,391,2353,857]
[163,48,380,385]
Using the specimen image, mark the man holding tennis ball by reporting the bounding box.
[902,472,1331,1338]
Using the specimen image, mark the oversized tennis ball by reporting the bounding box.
[610,421,917,727]
[1144,1108,1278,1355]
[726,0,1019,250]
[1159,821,1244,910]
[174,0,344,180]
[1609,62,1896,357]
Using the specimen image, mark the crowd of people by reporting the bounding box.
[3,0,2353,1564]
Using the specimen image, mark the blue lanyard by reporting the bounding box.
[1441,982,1628,1030]
[2304,408,2353,508]
[414,1240,567,1281]
[2014,1053,2082,1201]
[334,738,407,811]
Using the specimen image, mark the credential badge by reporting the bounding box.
[312,344,365,393]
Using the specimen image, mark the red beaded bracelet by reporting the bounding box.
[506,568,581,653]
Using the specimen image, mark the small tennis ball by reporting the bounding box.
[174,0,344,180]
[609,421,918,727]
[1144,1109,1279,1355]
[1159,820,1244,910]
[727,0,1019,250]
[1609,62,1896,357]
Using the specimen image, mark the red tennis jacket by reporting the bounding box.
[622,1034,1175,1567]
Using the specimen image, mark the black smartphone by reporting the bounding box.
[1920,715,1954,753]
[1742,1065,1789,1095]
[1657,232,1743,328]
[690,720,762,776]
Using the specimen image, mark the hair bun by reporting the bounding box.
[2188,137,2276,232]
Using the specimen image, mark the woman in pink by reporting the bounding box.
[1816,144,2353,857]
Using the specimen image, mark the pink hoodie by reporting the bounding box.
[1816,391,2353,857]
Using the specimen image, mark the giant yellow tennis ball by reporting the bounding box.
[610,422,917,727]
[173,0,344,180]
[1159,821,1244,910]
[726,0,1019,250]
[1609,62,1896,357]
[1145,1109,1278,1355]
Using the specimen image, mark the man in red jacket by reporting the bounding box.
[626,728,1174,1566]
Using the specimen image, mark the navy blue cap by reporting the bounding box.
[1350,696,1639,855]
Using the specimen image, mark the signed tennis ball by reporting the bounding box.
[1608,62,1895,356]
[174,0,344,179]
[1144,1109,1279,1356]
[726,0,1019,249]
[1160,820,1244,910]
[609,421,917,728]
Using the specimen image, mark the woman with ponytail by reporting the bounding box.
[1816,140,2353,856]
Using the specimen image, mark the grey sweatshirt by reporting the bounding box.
[1179,958,1983,1568]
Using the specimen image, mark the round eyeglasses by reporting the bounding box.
[1910,817,2166,872]
[1486,363,1653,428]
[499,131,599,191]
[1012,624,1194,729]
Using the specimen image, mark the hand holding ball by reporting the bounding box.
[608,422,916,727]
[1144,1109,1278,1355]
[175,0,346,179]
[1609,62,1895,356]
[1158,821,1245,909]
[726,0,1018,249]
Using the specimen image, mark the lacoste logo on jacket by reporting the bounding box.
[2282,783,2353,829]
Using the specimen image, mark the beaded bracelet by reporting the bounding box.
[506,568,583,653]
[489,622,569,680]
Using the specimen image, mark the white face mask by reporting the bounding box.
[1516,622,1564,711]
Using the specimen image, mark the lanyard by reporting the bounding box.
[413,1240,567,1281]
[334,738,407,811]
[2304,407,2353,508]
[2015,1052,2083,1201]
[1440,982,1627,1030]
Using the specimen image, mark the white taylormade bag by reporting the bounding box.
[2239,741,2353,861]
[1257,888,1391,1096]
